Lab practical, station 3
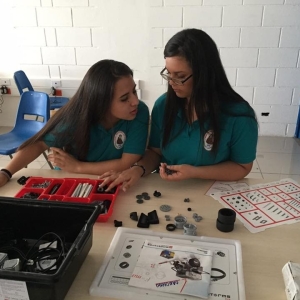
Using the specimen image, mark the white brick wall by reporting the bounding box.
[150,7,182,27]
[36,8,72,27]
[280,28,300,47]
[240,28,280,47]
[258,49,298,67]
[57,28,91,47]
[223,6,263,26]
[1,0,300,137]
[220,48,258,67]
[293,89,300,106]
[254,87,293,105]
[184,7,222,27]
[237,68,276,86]
[263,5,300,26]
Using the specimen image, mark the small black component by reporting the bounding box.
[217,251,226,257]
[136,194,143,199]
[216,219,234,233]
[184,198,190,202]
[218,208,236,224]
[153,190,161,197]
[136,199,144,204]
[103,199,111,212]
[119,262,129,269]
[49,183,61,195]
[91,199,110,214]
[96,185,106,193]
[22,192,40,199]
[211,268,227,281]
[130,212,138,221]
[17,176,30,185]
[97,185,116,194]
[143,195,150,200]
[148,210,159,224]
[114,220,123,227]
[166,224,176,231]
[165,168,176,175]
[141,192,149,196]
[187,207,192,211]
[137,213,149,228]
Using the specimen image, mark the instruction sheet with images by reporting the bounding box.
[0,279,30,300]
[206,181,250,196]
[128,239,213,299]
[210,178,300,233]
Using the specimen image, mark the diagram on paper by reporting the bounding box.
[211,178,300,233]
[128,240,213,299]
[91,231,243,300]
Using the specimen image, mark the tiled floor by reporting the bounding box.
[1,126,300,182]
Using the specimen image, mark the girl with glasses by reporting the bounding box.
[0,60,149,188]
[100,29,258,192]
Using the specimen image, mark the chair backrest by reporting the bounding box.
[14,91,50,136]
[14,70,34,95]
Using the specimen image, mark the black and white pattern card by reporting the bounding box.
[210,178,300,233]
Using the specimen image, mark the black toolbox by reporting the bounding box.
[0,196,100,300]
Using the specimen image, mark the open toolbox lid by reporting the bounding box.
[0,196,101,283]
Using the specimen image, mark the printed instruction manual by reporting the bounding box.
[128,239,214,299]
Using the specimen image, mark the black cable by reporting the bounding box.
[0,232,67,274]
[211,268,226,281]
[24,232,66,273]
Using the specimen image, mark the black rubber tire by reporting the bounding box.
[218,208,236,224]
[216,219,234,232]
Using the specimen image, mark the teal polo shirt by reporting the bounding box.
[149,94,258,166]
[43,100,149,162]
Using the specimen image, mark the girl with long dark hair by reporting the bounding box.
[102,29,258,191]
[0,60,149,187]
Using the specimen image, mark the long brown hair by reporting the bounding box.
[19,60,133,160]
[162,29,257,152]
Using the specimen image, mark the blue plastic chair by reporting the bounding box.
[0,91,53,169]
[14,70,69,110]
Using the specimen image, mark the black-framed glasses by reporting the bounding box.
[160,67,193,86]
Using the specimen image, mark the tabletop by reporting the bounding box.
[0,168,297,300]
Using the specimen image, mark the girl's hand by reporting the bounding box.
[159,163,195,181]
[48,147,80,173]
[98,166,143,192]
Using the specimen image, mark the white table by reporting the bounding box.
[1,169,296,300]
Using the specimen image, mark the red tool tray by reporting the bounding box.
[14,177,120,222]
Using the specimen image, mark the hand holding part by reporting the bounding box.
[159,163,194,181]
[48,147,80,172]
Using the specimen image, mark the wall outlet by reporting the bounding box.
[0,85,11,94]
[51,80,61,88]
[0,79,11,86]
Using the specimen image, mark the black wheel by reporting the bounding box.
[189,258,200,267]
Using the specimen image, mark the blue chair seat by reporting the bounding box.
[50,96,69,109]
[14,70,69,110]
[0,132,37,155]
[0,91,53,169]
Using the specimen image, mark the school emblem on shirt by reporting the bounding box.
[204,130,214,151]
[114,131,126,149]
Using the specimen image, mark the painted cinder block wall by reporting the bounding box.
[0,0,299,136]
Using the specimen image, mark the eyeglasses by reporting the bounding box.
[160,68,193,86]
